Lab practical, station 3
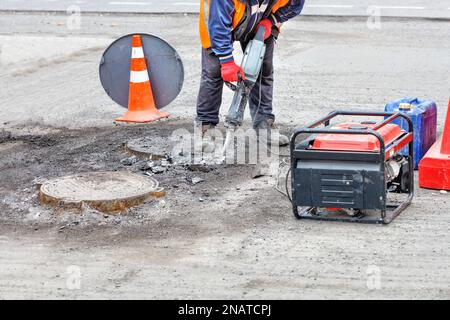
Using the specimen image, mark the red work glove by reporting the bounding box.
[257,19,273,40]
[220,61,246,83]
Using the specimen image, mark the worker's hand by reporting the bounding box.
[257,19,273,41]
[220,61,246,83]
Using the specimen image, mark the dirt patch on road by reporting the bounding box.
[0,121,292,244]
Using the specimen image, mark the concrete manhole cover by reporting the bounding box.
[39,171,164,213]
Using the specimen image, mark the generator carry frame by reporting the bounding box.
[290,110,414,225]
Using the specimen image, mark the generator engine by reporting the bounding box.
[385,155,411,192]
[290,111,414,224]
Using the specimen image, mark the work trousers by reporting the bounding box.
[196,37,275,128]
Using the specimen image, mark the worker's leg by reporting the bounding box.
[246,36,275,128]
[196,48,224,126]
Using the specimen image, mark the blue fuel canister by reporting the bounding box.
[385,98,437,169]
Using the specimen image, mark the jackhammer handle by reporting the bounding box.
[225,82,237,91]
[255,25,266,42]
[225,73,243,91]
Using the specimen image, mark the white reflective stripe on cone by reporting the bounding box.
[132,47,145,59]
[130,70,149,83]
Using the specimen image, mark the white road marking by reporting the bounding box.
[109,1,152,5]
[306,5,355,9]
[2,0,449,15]
[173,2,199,6]
[373,6,425,10]
[305,5,428,10]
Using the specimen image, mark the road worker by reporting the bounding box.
[197,0,305,148]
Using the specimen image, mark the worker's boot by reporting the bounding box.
[255,118,289,147]
[201,123,216,153]
[266,119,290,146]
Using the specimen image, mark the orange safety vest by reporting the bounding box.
[199,0,290,49]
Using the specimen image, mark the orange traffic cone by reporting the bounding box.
[115,34,170,123]
[441,99,450,155]
[419,99,450,190]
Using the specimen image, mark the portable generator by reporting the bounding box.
[290,111,414,224]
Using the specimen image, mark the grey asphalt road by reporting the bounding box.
[1,0,450,18]
[0,11,450,299]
